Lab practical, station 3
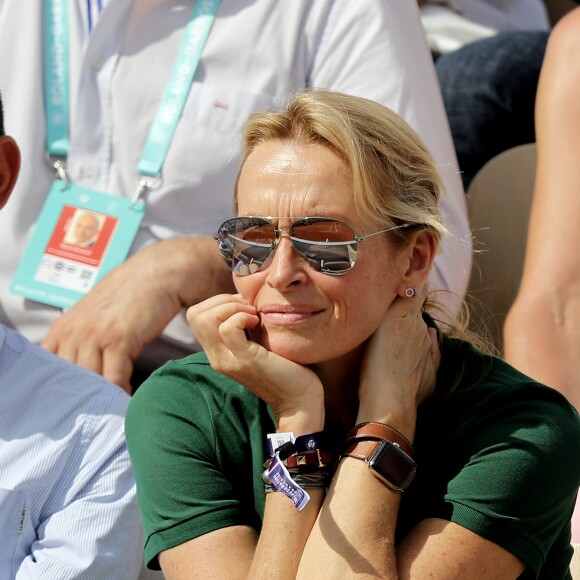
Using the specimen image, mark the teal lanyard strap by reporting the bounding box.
[44,0,70,158]
[138,0,222,177]
[43,0,222,178]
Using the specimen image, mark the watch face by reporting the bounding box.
[368,441,417,491]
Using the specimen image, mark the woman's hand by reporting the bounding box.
[357,295,440,439]
[187,294,325,433]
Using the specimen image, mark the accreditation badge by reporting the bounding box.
[11,180,145,309]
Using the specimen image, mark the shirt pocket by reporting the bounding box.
[0,489,28,577]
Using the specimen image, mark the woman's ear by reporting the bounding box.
[0,136,20,210]
[397,230,438,298]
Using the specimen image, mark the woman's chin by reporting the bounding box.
[252,324,360,365]
[257,334,326,365]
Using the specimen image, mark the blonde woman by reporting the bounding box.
[127,91,580,579]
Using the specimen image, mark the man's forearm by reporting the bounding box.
[158,235,236,308]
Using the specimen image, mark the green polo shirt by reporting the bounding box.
[126,338,580,578]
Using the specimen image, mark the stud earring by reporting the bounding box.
[405,287,417,298]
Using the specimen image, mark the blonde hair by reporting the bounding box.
[234,90,492,354]
[234,89,446,243]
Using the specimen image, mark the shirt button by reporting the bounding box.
[91,57,103,70]
[81,165,96,178]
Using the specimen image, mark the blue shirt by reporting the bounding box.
[0,325,143,579]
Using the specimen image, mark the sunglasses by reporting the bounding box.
[215,216,410,276]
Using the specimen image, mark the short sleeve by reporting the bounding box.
[438,386,580,576]
[16,382,143,579]
[126,356,271,569]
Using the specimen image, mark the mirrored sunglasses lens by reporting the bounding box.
[217,217,275,276]
[291,219,357,274]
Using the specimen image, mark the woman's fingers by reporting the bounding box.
[188,295,259,367]
[358,295,440,427]
[188,295,254,336]
[187,294,324,428]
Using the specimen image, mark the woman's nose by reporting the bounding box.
[266,235,308,287]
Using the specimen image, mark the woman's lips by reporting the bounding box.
[259,305,324,324]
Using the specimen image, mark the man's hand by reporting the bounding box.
[42,236,234,393]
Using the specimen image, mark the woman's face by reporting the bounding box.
[234,140,408,365]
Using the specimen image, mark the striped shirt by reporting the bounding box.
[86,0,105,34]
[0,325,143,579]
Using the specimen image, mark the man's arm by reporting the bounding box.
[504,8,580,411]
[41,236,235,392]
[17,390,143,579]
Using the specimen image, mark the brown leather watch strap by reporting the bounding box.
[341,438,417,491]
[344,422,413,457]
[341,439,383,462]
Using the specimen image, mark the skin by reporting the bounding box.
[41,235,233,394]
[158,140,525,579]
[504,8,580,412]
[71,212,100,245]
[0,135,20,209]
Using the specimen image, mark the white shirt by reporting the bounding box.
[420,0,550,55]
[454,0,550,32]
[0,0,471,366]
[0,325,143,579]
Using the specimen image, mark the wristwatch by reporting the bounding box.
[341,438,417,491]
[341,422,417,491]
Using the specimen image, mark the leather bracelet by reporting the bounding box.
[344,422,413,458]
[286,449,333,470]
[263,449,333,472]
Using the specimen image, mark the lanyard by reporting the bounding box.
[139,0,221,178]
[44,0,70,158]
[43,0,222,184]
